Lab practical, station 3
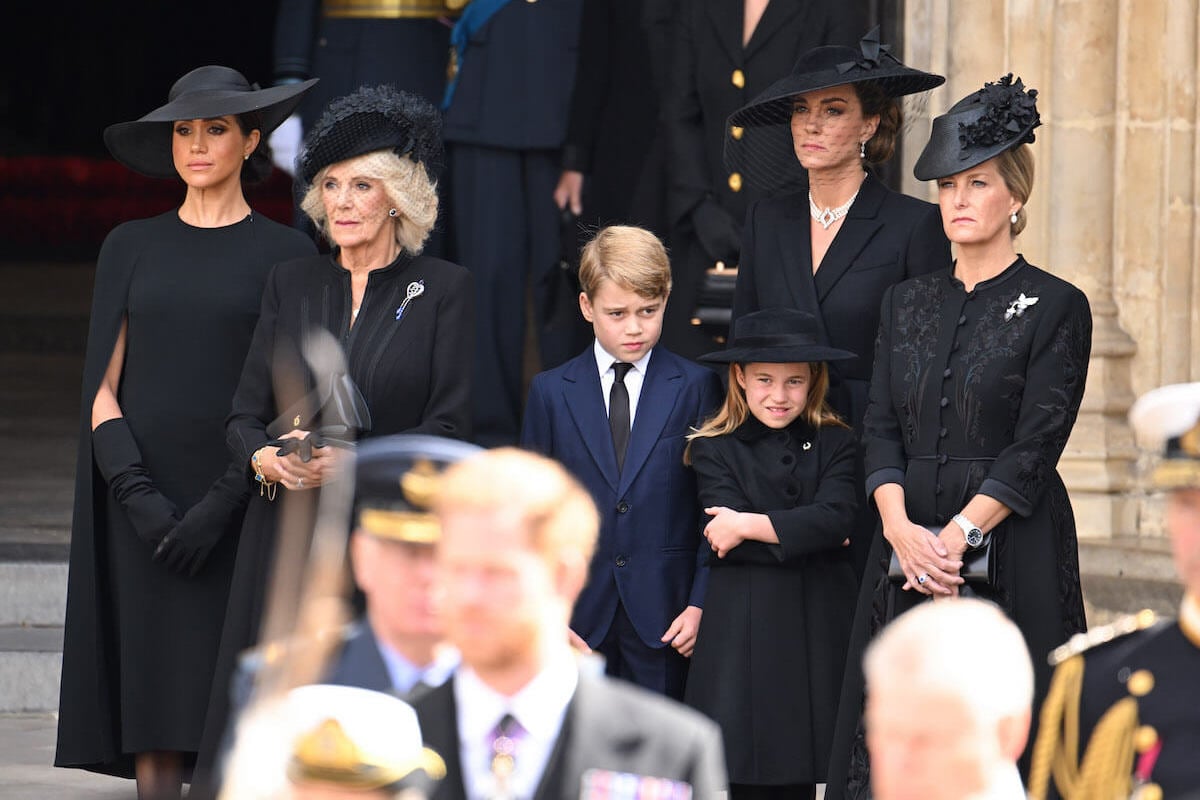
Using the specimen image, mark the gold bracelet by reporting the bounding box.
[251,447,278,502]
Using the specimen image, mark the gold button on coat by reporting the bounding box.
[730,125,744,140]
[731,69,745,88]
[728,172,742,192]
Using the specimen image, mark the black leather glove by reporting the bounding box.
[691,200,742,264]
[92,418,180,549]
[154,460,251,577]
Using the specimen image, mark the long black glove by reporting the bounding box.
[154,460,251,577]
[691,200,742,264]
[92,418,180,549]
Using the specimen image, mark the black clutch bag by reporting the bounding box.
[887,526,995,586]
[690,261,738,341]
[266,373,372,460]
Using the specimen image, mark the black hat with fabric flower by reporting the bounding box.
[913,74,1041,181]
[297,85,443,189]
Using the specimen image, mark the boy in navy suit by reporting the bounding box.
[521,225,722,699]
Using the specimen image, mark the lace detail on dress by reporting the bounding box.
[957,283,1036,447]
[892,278,944,447]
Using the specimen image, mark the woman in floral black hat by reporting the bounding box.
[56,65,317,796]
[194,84,472,789]
[827,75,1092,798]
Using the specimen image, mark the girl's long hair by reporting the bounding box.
[683,361,846,464]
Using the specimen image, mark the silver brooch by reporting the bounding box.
[1004,292,1039,321]
[395,280,425,321]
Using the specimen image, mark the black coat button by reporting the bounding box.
[784,484,798,496]
[951,341,960,352]
[616,501,630,514]
[615,555,627,567]
[943,368,952,378]
[958,314,968,325]
[935,484,943,495]
[781,454,794,466]
[939,427,948,438]
[940,397,949,408]
[938,453,948,465]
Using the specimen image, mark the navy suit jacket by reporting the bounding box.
[443,0,584,150]
[521,346,722,649]
[325,624,393,694]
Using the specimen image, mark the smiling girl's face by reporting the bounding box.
[735,361,812,429]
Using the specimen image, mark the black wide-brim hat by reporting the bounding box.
[913,73,1041,181]
[297,85,443,189]
[699,308,856,365]
[103,65,317,179]
[353,434,482,544]
[728,27,945,131]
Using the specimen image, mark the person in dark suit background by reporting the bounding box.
[662,0,866,358]
[1029,383,1200,800]
[416,447,728,800]
[520,226,722,700]
[444,0,585,446]
[324,435,481,699]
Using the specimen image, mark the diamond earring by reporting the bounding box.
[388,208,398,218]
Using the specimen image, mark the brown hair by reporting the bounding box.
[234,111,273,186]
[854,82,902,164]
[434,448,599,565]
[994,144,1035,236]
[578,225,672,300]
[684,361,846,464]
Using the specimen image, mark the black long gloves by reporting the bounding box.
[154,460,249,577]
[92,418,180,548]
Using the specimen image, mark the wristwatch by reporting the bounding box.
[952,513,985,549]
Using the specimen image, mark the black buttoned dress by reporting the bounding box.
[684,417,858,787]
[827,257,1092,799]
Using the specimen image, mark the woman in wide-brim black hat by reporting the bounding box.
[682,308,860,797]
[194,84,474,788]
[55,65,317,795]
[829,74,1093,796]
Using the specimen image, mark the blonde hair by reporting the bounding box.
[434,448,599,565]
[578,225,672,300]
[684,361,846,464]
[301,150,439,255]
[994,144,1034,237]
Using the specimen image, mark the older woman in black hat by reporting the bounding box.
[682,308,859,799]
[55,66,317,794]
[829,75,1093,796]
[195,84,472,786]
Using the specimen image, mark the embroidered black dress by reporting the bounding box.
[826,257,1092,799]
[685,417,858,788]
[195,250,473,780]
[55,212,315,777]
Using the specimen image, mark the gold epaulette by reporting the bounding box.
[1048,609,1158,667]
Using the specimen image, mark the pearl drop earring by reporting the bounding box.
[859,141,866,159]
[1010,211,1019,225]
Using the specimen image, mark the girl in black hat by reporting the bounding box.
[828,75,1093,797]
[194,84,473,787]
[683,308,859,799]
[56,66,316,795]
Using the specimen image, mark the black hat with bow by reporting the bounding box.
[913,73,1041,181]
[103,65,317,179]
[699,308,856,365]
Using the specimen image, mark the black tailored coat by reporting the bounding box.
[443,0,583,150]
[731,175,952,433]
[661,0,864,356]
[684,417,858,786]
[415,671,729,800]
[1046,619,1200,799]
[828,258,1092,799]
[195,251,472,785]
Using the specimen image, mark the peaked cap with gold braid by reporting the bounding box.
[1128,382,1200,490]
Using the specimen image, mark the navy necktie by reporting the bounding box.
[610,362,634,472]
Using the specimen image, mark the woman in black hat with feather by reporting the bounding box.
[55,66,317,796]
[683,308,859,799]
[194,84,473,789]
[827,75,1092,798]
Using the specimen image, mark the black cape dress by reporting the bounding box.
[684,417,858,787]
[826,258,1093,799]
[194,250,473,784]
[55,211,315,777]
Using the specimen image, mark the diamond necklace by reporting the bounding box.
[809,181,863,229]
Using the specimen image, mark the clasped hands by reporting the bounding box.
[252,429,349,491]
[887,519,967,597]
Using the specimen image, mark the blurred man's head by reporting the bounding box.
[433,448,599,683]
[865,599,1033,800]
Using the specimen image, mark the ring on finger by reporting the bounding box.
[917,573,929,585]
[297,477,304,489]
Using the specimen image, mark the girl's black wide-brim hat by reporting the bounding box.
[913,73,1041,181]
[699,308,856,365]
[103,65,317,179]
[724,27,944,195]
[296,84,443,190]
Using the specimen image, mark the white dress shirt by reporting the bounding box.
[454,647,579,800]
[594,339,653,428]
[376,639,459,695]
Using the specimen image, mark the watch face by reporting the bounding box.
[966,528,983,547]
